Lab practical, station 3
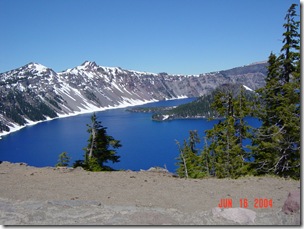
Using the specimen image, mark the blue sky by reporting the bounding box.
[0,0,300,75]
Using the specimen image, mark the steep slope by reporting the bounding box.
[0,61,267,136]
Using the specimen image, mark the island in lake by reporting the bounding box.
[127,83,257,121]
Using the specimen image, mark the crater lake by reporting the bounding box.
[0,98,260,173]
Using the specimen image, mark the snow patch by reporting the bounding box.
[163,115,170,120]
[0,96,186,139]
[29,63,48,72]
[243,85,254,92]
[165,95,187,100]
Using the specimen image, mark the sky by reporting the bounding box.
[0,0,301,75]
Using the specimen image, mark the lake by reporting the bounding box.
[0,98,260,173]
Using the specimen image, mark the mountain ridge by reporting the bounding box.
[0,61,267,137]
[0,60,267,77]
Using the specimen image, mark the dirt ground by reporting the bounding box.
[0,162,300,225]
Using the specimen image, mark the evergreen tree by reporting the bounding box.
[56,152,70,167]
[176,130,206,178]
[203,86,253,178]
[175,85,253,179]
[82,113,121,171]
[281,4,300,83]
[251,4,300,179]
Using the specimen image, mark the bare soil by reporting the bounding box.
[0,162,300,225]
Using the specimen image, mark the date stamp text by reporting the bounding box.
[218,198,273,208]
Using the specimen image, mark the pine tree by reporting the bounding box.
[251,4,300,179]
[56,152,70,167]
[83,113,121,171]
[176,130,206,178]
[204,120,227,178]
[281,4,300,83]
[203,86,252,178]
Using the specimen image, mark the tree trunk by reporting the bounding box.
[89,127,96,158]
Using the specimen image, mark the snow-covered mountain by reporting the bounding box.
[0,61,267,136]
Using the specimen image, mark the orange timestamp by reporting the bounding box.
[218,198,273,208]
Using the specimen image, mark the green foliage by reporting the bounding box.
[55,152,70,167]
[250,4,300,179]
[0,121,10,132]
[176,130,207,178]
[176,86,254,179]
[78,113,122,171]
[203,87,253,178]
[85,157,103,171]
[175,4,299,180]
[73,160,85,169]
[150,83,258,121]
[0,90,58,126]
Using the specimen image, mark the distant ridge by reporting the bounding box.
[0,61,267,137]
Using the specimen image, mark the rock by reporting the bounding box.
[1,161,12,165]
[282,190,300,214]
[212,207,256,224]
[0,61,267,135]
[147,167,169,173]
[72,166,84,172]
[145,167,179,178]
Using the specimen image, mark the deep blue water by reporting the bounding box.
[0,98,261,173]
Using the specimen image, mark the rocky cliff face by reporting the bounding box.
[0,61,267,136]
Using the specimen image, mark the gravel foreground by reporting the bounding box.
[0,162,300,225]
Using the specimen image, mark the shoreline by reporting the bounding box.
[0,95,188,139]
